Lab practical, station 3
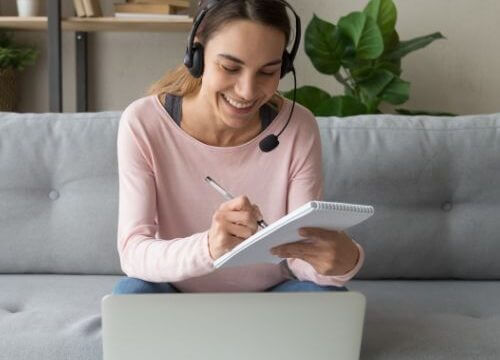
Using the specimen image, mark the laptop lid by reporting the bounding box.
[102,292,366,360]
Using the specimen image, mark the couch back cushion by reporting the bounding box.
[318,113,500,279]
[1,111,499,279]
[0,112,122,275]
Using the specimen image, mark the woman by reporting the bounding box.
[113,0,364,294]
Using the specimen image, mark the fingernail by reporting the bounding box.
[299,229,307,236]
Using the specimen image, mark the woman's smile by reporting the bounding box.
[220,93,257,116]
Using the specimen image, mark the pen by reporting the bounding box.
[204,176,268,229]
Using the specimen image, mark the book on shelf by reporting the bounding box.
[73,0,86,17]
[81,0,102,17]
[114,3,180,15]
[126,0,190,7]
[114,12,191,21]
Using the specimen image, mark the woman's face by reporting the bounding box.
[198,19,286,130]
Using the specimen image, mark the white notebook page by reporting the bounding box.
[214,201,374,268]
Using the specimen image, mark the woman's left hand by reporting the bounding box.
[270,227,360,276]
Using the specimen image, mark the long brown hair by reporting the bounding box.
[147,0,292,106]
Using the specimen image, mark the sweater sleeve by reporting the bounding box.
[116,108,214,283]
[284,112,365,287]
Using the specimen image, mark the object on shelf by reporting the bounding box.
[73,0,86,17]
[113,13,191,20]
[16,0,40,17]
[82,0,102,17]
[126,0,190,7]
[114,3,178,15]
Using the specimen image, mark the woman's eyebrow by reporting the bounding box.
[217,53,282,66]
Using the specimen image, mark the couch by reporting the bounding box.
[1,109,499,359]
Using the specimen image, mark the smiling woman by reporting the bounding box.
[113,0,365,295]
[148,0,292,148]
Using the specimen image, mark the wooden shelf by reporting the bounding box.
[1,2,195,113]
[0,16,193,32]
[0,16,47,30]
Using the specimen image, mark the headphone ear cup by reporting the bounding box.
[189,42,205,78]
[280,51,293,78]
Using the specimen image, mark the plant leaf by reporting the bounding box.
[380,76,410,104]
[338,12,384,60]
[385,30,400,52]
[383,32,445,60]
[363,0,397,48]
[305,14,344,74]
[281,85,332,114]
[358,69,395,98]
[350,63,374,82]
[316,95,368,117]
[396,108,457,116]
[375,59,401,76]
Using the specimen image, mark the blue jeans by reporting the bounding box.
[112,276,348,294]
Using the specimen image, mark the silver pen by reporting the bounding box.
[204,176,268,229]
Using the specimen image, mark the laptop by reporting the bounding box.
[102,291,366,360]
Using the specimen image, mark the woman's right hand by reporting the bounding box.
[207,195,264,260]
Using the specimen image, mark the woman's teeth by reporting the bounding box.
[222,93,254,109]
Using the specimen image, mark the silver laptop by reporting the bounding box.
[102,292,366,360]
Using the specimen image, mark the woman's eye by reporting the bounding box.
[221,64,276,76]
[260,71,276,76]
[221,65,238,73]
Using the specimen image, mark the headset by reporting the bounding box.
[183,0,301,152]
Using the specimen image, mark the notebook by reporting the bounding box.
[214,200,375,268]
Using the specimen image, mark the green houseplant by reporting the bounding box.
[0,30,39,111]
[283,0,451,116]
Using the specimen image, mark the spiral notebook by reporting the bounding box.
[214,200,375,268]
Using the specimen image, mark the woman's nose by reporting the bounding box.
[234,73,257,101]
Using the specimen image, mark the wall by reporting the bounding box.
[1,0,499,114]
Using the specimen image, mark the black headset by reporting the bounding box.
[183,0,301,152]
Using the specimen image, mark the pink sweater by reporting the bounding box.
[116,94,365,292]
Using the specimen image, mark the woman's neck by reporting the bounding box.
[180,91,265,147]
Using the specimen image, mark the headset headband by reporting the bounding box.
[184,0,301,76]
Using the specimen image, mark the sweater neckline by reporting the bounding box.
[152,94,291,153]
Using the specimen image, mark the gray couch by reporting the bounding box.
[1,110,499,359]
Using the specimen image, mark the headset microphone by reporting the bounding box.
[258,67,297,152]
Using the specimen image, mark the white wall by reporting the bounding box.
[1,0,499,115]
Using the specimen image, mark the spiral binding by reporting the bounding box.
[311,201,374,214]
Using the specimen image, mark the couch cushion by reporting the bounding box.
[0,112,123,275]
[0,275,118,359]
[349,280,500,360]
[318,114,500,279]
[1,276,498,360]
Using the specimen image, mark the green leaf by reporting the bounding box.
[358,69,395,98]
[361,95,382,113]
[363,0,397,48]
[384,30,400,52]
[396,108,457,116]
[380,76,410,105]
[316,96,368,117]
[281,85,332,113]
[0,31,38,71]
[375,59,401,76]
[338,12,384,60]
[350,63,374,82]
[305,14,344,74]
[383,32,445,60]
[281,87,367,117]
